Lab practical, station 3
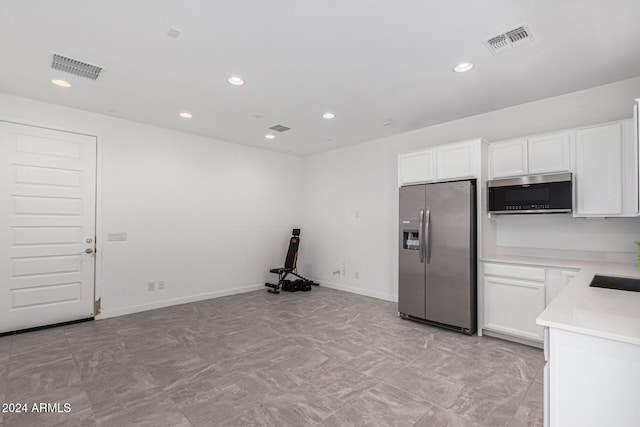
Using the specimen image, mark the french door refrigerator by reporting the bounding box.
[398,180,477,335]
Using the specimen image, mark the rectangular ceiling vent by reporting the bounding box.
[269,124,291,133]
[483,25,534,55]
[50,53,104,80]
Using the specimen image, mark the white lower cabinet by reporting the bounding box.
[548,328,640,427]
[482,262,583,343]
[545,268,579,306]
[483,263,546,342]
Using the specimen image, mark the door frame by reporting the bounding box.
[0,115,104,320]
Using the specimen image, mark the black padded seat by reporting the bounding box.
[270,267,292,274]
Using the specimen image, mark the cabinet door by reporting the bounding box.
[490,139,528,179]
[399,150,434,185]
[435,141,477,181]
[575,124,623,216]
[622,119,639,216]
[528,132,571,175]
[484,276,545,341]
[546,268,579,306]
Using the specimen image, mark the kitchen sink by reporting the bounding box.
[589,275,640,292]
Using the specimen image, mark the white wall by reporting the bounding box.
[0,93,303,317]
[301,76,640,302]
[2,76,639,314]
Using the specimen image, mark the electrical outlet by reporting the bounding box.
[341,262,346,276]
[147,282,155,291]
[355,272,359,279]
[107,232,127,241]
[158,281,165,290]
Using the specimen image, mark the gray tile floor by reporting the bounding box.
[0,287,544,426]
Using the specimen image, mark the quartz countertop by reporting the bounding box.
[482,255,640,345]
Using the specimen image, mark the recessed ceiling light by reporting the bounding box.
[227,76,245,86]
[265,134,275,140]
[51,79,71,88]
[179,112,192,118]
[322,112,335,119]
[453,62,474,73]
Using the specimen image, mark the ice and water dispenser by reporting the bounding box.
[401,220,421,250]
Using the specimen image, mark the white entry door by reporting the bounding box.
[0,121,97,333]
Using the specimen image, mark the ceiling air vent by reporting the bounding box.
[50,53,104,80]
[483,25,534,55]
[269,124,291,133]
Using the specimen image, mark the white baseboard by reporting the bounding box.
[317,280,398,303]
[97,283,264,319]
[482,328,543,349]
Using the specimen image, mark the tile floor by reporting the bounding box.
[0,287,544,426]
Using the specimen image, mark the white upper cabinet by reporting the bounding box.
[435,140,478,181]
[574,123,625,216]
[528,132,571,175]
[489,132,572,179]
[488,119,637,217]
[398,149,434,185]
[399,139,482,186]
[489,139,528,179]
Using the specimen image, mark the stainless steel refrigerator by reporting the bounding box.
[398,180,477,335]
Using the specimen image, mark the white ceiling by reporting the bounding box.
[1,1,639,156]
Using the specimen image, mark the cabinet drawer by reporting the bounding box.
[484,262,546,282]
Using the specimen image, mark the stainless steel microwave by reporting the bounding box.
[488,172,573,214]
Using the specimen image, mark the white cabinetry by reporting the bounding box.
[487,119,637,217]
[575,123,623,216]
[574,120,638,217]
[548,328,640,427]
[483,263,546,342]
[398,149,434,185]
[489,132,571,179]
[489,139,528,179]
[528,133,571,175]
[435,141,478,181]
[545,268,579,306]
[482,262,582,344]
[399,139,482,186]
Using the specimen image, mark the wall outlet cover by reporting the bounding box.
[108,232,127,242]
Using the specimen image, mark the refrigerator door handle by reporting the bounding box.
[425,208,431,264]
[418,209,424,263]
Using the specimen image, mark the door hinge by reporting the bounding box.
[94,297,101,316]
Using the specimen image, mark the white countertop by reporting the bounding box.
[482,255,640,345]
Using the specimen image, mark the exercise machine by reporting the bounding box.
[265,228,318,294]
